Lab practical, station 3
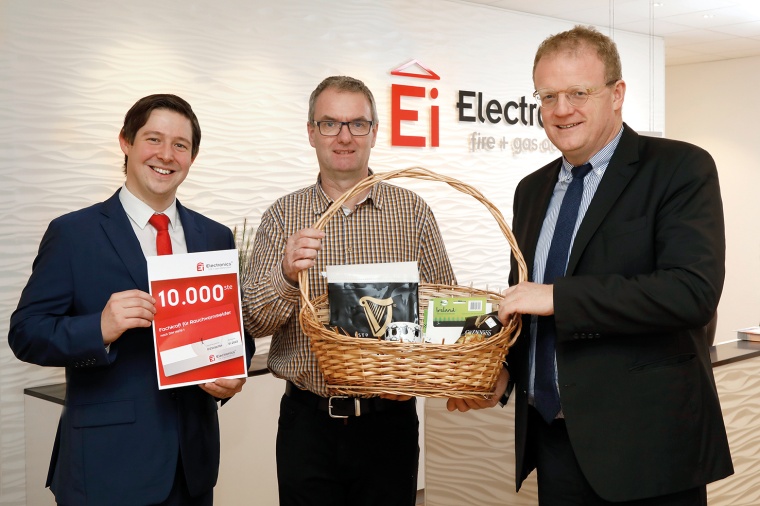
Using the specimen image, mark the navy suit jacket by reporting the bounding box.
[9,190,254,506]
[507,125,733,501]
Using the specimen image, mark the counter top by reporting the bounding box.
[24,383,66,405]
[25,339,760,406]
[24,356,271,406]
[710,339,760,367]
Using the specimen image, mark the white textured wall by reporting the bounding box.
[425,397,538,506]
[707,356,760,505]
[666,57,760,343]
[0,0,663,503]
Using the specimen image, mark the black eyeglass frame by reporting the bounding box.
[313,120,374,136]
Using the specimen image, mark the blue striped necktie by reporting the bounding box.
[534,163,592,424]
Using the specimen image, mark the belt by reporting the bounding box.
[284,381,411,419]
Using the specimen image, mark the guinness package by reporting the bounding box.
[424,297,491,344]
[326,262,420,340]
[455,311,503,344]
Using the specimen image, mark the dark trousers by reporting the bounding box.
[276,393,419,506]
[153,455,213,506]
[530,407,706,506]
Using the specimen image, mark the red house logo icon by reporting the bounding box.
[390,60,440,148]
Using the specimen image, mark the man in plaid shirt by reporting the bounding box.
[242,76,455,506]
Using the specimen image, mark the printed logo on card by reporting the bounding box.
[359,296,394,337]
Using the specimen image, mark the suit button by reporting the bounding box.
[572,333,579,339]
[581,333,587,339]
[595,333,601,339]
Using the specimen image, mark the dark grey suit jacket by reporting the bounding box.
[508,124,733,501]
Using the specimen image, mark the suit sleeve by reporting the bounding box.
[554,143,725,338]
[507,178,532,384]
[9,219,111,367]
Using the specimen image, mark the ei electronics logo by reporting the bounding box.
[196,262,205,272]
[390,60,440,148]
[390,59,548,155]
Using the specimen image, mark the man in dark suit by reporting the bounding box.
[9,94,252,506]
[448,26,733,504]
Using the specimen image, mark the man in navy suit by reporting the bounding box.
[9,94,252,506]
[449,26,732,504]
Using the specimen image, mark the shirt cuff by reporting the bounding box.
[271,262,302,302]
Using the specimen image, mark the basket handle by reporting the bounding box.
[297,166,528,312]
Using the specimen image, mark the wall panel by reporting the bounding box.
[0,1,663,503]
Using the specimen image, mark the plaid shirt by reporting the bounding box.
[242,176,455,396]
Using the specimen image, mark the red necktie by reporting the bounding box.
[148,213,173,255]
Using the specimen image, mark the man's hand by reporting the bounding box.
[282,228,325,284]
[446,367,510,412]
[199,377,247,399]
[497,281,554,325]
[101,289,156,345]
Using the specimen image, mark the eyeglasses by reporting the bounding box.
[314,120,374,136]
[533,79,619,109]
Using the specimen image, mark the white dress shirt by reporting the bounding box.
[118,185,187,256]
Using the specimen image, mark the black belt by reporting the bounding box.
[284,381,412,419]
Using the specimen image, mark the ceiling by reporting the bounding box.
[462,0,760,66]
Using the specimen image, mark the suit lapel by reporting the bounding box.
[566,125,640,275]
[178,200,205,253]
[521,161,561,281]
[99,190,149,289]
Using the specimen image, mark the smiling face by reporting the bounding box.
[307,87,378,185]
[120,108,195,211]
[534,46,625,166]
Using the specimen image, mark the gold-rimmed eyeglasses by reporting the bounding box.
[533,79,619,109]
[314,120,374,136]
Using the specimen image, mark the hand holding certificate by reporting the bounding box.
[148,249,248,389]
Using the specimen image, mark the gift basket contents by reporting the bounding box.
[299,166,527,399]
[325,262,501,346]
[425,297,503,345]
[326,262,421,342]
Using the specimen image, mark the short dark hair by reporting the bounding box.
[533,25,623,85]
[120,94,201,171]
[308,76,378,124]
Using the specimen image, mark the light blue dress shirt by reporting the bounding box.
[528,126,624,413]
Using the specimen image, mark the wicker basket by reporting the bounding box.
[298,166,527,398]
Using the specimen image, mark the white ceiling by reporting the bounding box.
[461,0,760,66]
